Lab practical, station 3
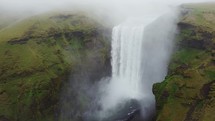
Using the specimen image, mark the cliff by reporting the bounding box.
[154,3,215,121]
[0,12,111,121]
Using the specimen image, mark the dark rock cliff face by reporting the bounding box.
[0,13,111,121]
[153,4,215,121]
[59,26,112,121]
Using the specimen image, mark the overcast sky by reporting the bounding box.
[0,0,214,12]
[0,0,215,23]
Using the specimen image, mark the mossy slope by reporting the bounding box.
[154,3,215,121]
[0,12,111,121]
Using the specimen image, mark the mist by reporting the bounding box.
[1,0,214,121]
[1,0,214,24]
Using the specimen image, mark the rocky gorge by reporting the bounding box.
[0,2,215,121]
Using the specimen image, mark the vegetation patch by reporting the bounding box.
[0,12,111,121]
[154,3,215,121]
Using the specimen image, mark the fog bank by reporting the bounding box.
[0,0,214,24]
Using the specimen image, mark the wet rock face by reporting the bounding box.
[153,4,215,121]
[83,99,144,121]
[110,99,141,121]
[0,116,10,121]
[59,40,111,121]
[178,23,214,50]
[102,99,142,121]
[112,100,156,121]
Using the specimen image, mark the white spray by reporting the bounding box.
[98,9,179,119]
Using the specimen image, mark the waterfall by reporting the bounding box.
[97,11,179,120]
[111,24,145,99]
[99,20,153,115]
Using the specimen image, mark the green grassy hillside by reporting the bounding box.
[154,3,215,121]
[0,12,111,121]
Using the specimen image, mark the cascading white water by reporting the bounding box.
[97,10,179,120]
[99,19,157,116]
[111,24,145,99]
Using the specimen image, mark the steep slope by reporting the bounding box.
[0,12,111,121]
[154,3,215,121]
